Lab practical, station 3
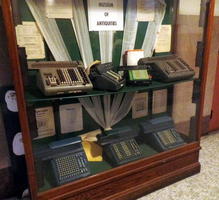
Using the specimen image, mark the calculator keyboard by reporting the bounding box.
[157,129,177,146]
[111,139,142,164]
[52,152,90,185]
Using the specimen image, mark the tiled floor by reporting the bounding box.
[138,132,219,200]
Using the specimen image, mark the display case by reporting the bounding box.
[1,0,215,199]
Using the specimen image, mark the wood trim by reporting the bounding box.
[38,142,200,199]
[172,0,179,53]
[111,163,200,200]
[1,0,38,198]
[209,52,219,132]
[197,0,216,139]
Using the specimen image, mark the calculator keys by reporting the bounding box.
[110,139,142,164]
[52,152,90,185]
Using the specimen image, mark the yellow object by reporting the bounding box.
[82,141,103,162]
[86,60,101,75]
[80,129,101,142]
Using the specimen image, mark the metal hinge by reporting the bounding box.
[196,41,204,67]
[199,0,210,27]
[210,110,213,119]
[192,79,201,103]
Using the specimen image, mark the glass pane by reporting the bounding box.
[14,0,207,193]
[173,0,204,139]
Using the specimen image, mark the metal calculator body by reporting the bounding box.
[98,126,143,166]
[34,61,93,96]
[51,150,90,185]
[34,137,91,187]
[104,138,142,166]
[140,116,186,152]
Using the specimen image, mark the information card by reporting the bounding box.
[35,106,56,139]
[15,22,45,59]
[88,0,124,31]
[59,103,83,134]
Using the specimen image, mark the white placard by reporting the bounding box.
[132,92,148,119]
[5,90,18,112]
[155,25,172,53]
[179,0,219,16]
[88,0,124,31]
[152,89,167,114]
[137,0,155,22]
[179,0,201,15]
[216,1,219,16]
[12,132,25,156]
[59,103,83,134]
[35,106,56,139]
[15,22,45,59]
[45,0,73,19]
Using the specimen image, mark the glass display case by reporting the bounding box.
[1,0,215,199]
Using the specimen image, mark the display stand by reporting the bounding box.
[1,0,215,199]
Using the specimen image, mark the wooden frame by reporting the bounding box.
[1,0,215,199]
[209,51,219,131]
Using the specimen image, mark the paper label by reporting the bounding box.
[137,0,155,22]
[132,92,148,119]
[45,0,73,19]
[88,0,124,31]
[152,89,167,114]
[59,103,83,134]
[155,25,172,53]
[35,106,55,139]
[179,0,219,16]
[15,22,45,59]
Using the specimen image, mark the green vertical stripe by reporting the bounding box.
[134,22,148,49]
[89,32,101,61]
[19,1,35,21]
[56,19,81,61]
[112,31,123,67]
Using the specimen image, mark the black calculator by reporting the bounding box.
[105,138,142,166]
[51,151,90,185]
[98,126,143,166]
[140,116,186,152]
[157,129,179,146]
[35,137,91,186]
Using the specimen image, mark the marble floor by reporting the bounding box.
[138,132,219,200]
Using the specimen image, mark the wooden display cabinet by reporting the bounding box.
[1,0,215,199]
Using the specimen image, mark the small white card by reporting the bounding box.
[88,0,124,31]
[35,106,56,139]
[59,103,83,134]
[137,0,155,22]
[179,0,200,16]
[132,92,148,119]
[45,0,73,19]
[152,90,167,114]
[155,25,172,53]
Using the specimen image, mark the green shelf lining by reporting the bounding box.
[25,78,194,104]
